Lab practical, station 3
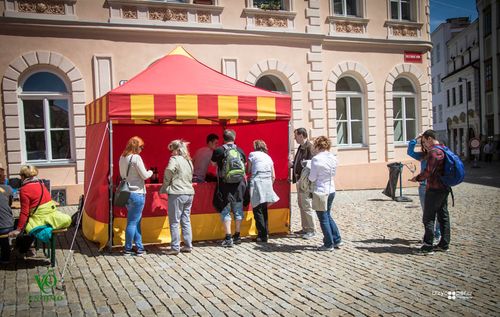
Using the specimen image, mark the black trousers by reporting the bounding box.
[16,235,35,254]
[253,203,268,240]
[0,228,12,261]
[423,188,450,247]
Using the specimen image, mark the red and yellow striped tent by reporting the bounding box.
[83,47,291,249]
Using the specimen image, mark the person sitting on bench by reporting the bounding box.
[8,166,71,256]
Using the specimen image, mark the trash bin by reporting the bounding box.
[382,162,402,200]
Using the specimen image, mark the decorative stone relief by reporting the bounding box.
[392,26,418,37]
[335,22,363,34]
[255,16,287,28]
[18,0,65,15]
[122,6,138,19]
[197,12,211,23]
[149,8,188,22]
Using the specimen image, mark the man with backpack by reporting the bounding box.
[211,129,247,247]
[410,129,453,254]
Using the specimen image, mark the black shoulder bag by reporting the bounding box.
[114,156,133,207]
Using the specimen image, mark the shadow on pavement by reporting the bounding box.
[353,238,420,246]
[252,242,317,253]
[355,245,416,255]
[462,161,500,188]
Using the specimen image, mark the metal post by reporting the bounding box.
[107,120,114,252]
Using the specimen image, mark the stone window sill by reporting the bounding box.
[242,8,296,31]
[4,0,77,21]
[327,16,369,36]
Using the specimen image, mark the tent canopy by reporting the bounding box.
[86,47,291,125]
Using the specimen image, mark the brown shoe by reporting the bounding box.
[163,249,180,256]
[180,247,192,253]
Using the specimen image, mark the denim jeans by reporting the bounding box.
[220,202,244,222]
[315,192,341,248]
[423,188,450,247]
[125,192,146,251]
[419,183,441,238]
[168,194,194,251]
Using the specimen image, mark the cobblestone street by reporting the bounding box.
[1,163,499,316]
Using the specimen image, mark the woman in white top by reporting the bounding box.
[308,136,342,251]
[119,136,152,256]
[247,140,279,242]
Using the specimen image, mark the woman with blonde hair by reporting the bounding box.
[308,136,342,251]
[119,136,152,256]
[247,139,279,242]
[8,165,71,256]
[160,140,195,255]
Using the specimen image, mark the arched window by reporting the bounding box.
[255,75,287,93]
[20,71,72,162]
[336,76,364,146]
[393,77,417,143]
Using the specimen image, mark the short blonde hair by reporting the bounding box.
[19,165,38,178]
[168,139,191,161]
[253,139,268,154]
[313,136,331,151]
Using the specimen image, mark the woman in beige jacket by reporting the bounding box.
[160,140,195,255]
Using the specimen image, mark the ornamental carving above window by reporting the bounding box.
[336,22,364,34]
[392,26,418,37]
[18,0,65,14]
[122,6,138,19]
[197,12,211,23]
[255,16,287,27]
[149,8,188,22]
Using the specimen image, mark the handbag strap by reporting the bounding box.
[125,155,133,178]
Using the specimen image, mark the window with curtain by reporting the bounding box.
[393,77,417,143]
[390,0,412,21]
[20,71,72,162]
[333,0,359,17]
[336,77,364,146]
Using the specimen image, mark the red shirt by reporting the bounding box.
[17,180,52,231]
[415,144,447,190]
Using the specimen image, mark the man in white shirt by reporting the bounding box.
[192,134,219,182]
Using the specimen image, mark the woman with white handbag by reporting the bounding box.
[308,136,342,251]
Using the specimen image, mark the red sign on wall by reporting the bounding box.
[404,51,422,63]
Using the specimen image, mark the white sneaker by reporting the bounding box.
[317,245,334,251]
[302,232,316,240]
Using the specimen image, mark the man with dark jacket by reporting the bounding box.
[410,129,450,254]
[0,189,14,264]
[290,128,316,239]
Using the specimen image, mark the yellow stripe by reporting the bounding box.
[257,97,276,121]
[167,46,194,58]
[112,208,290,246]
[82,211,109,250]
[95,98,101,124]
[130,95,155,120]
[102,95,107,122]
[176,95,198,120]
[218,96,238,119]
[90,102,95,125]
[85,105,89,125]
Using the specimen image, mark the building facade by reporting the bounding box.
[1,0,432,203]
[477,0,500,155]
[440,19,480,159]
[431,17,472,144]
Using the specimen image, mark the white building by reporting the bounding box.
[441,20,480,159]
[477,0,500,154]
[431,17,471,144]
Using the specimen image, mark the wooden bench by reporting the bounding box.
[0,228,67,267]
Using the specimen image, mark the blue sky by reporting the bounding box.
[430,0,478,32]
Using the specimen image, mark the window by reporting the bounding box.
[333,0,359,17]
[447,89,450,107]
[485,59,493,91]
[438,104,443,123]
[467,81,472,101]
[436,44,440,63]
[255,75,287,93]
[20,71,72,162]
[484,6,492,36]
[393,78,416,143]
[459,85,463,104]
[437,74,441,92]
[336,77,364,146]
[390,0,412,21]
[452,87,456,105]
[432,106,437,124]
[253,0,283,10]
[431,77,435,95]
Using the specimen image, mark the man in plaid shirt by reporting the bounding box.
[410,129,451,254]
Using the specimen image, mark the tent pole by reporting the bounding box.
[107,120,114,252]
[288,120,292,234]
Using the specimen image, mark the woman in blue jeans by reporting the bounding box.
[119,136,152,256]
[309,136,342,251]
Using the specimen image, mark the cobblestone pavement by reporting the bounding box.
[1,163,499,316]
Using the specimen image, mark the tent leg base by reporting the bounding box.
[395,196,413,203]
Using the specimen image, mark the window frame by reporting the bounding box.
[459,84,463,104]
[336,77,365,147]
[389,0,414,22]
[332,0,360,17]
[392,77,417,144]
[19,71,74,164]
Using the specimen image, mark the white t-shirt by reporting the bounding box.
[192,147,213,181]
[248,151,274,176]
[309,151,337,194]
